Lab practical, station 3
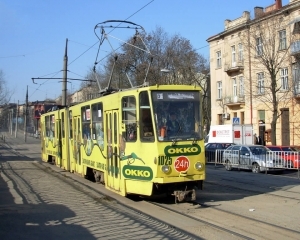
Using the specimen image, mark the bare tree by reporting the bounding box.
[89,25,210,126]
[241,16,295,145]
[95,26,209,87]
[0,70,11,104]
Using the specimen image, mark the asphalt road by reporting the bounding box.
[0,131,198,240]
[1,130,300,239]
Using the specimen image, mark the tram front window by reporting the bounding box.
[151,90,203,142]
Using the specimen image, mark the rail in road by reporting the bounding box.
[1,130,300,239]
[1,131,202,239]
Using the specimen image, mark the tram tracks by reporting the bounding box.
[144,196,300,240]
[205,179,300,202]
[140,171,300,239]
[33,162,201,240]
[30,161,300,239]
[144,199,254,240]
[2,139,300,239]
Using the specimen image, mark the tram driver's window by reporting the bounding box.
[122,96,137,142]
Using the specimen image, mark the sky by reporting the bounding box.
[0,0,289,104]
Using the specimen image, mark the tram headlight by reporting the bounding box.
[161,165,170,173]
[194,162,203,170]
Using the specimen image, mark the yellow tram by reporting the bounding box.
[40,84,205,202]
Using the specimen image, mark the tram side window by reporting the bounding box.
[69,110,73,139]
[139,91,154,141]
[122,96,137,142]
[45,116,50,137]
[50,115,55,137]
[92,103,104,150]
[81,105,91,140]
[62,112,65,138]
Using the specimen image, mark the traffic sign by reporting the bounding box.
[174,156,190,172]
[233,117,240,125]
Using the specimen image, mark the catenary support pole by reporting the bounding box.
[62,38,68,106]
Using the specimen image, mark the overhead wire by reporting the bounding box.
[30,0,155,100]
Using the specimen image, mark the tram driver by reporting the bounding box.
[166,112,180,136]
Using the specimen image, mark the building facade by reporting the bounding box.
[207,0,300,145]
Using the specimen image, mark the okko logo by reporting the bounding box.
[122,165,153,181]
[165,144,201,157]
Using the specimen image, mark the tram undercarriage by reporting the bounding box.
[153,180,203,203]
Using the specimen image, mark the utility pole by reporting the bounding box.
[62,38,68,106]
[24,86,28,142]
[10,109,13,135]
[15,100,19,138]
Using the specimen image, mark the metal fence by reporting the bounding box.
[206,149,300,170]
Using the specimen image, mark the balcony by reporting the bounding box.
[291,40,300,56]
[224,95,245,107]
[224,61,244,74]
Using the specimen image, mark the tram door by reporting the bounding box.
[69,115,82,173]
[68,112,76,173]
[56,117,62,168]
[106,110,120,192]
[73,115,82,174]
[59,111,69,171]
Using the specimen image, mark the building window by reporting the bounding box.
[279,30,286,50]
[231,46,236,67]
[256,37,263,56]
[218,114,222,125]
[238,43,243,62]
[257,72,264,94]
[293,63,300,94]
[240,111,244,125]
[233,78,237,97]
[239,76,244,96]
[280,68,288,91]
[217,81,222,99]
[258,110,265,122]
[216,51,222,68]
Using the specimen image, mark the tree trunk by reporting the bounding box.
[271,115,277,145]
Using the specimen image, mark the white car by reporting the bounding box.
[222,145,284,173]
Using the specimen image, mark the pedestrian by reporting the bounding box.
[254,133,258,144]
[257,135,263,145]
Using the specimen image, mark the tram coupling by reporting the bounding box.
[173,189,196,203]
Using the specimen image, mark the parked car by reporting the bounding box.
[205,143,235,163]
[222,145,284,173]
[267,146,300,168]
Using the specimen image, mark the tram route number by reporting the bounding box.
[158,155,172,165]
[174,156,190,172]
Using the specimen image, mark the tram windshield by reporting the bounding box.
[151,90,203,142]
